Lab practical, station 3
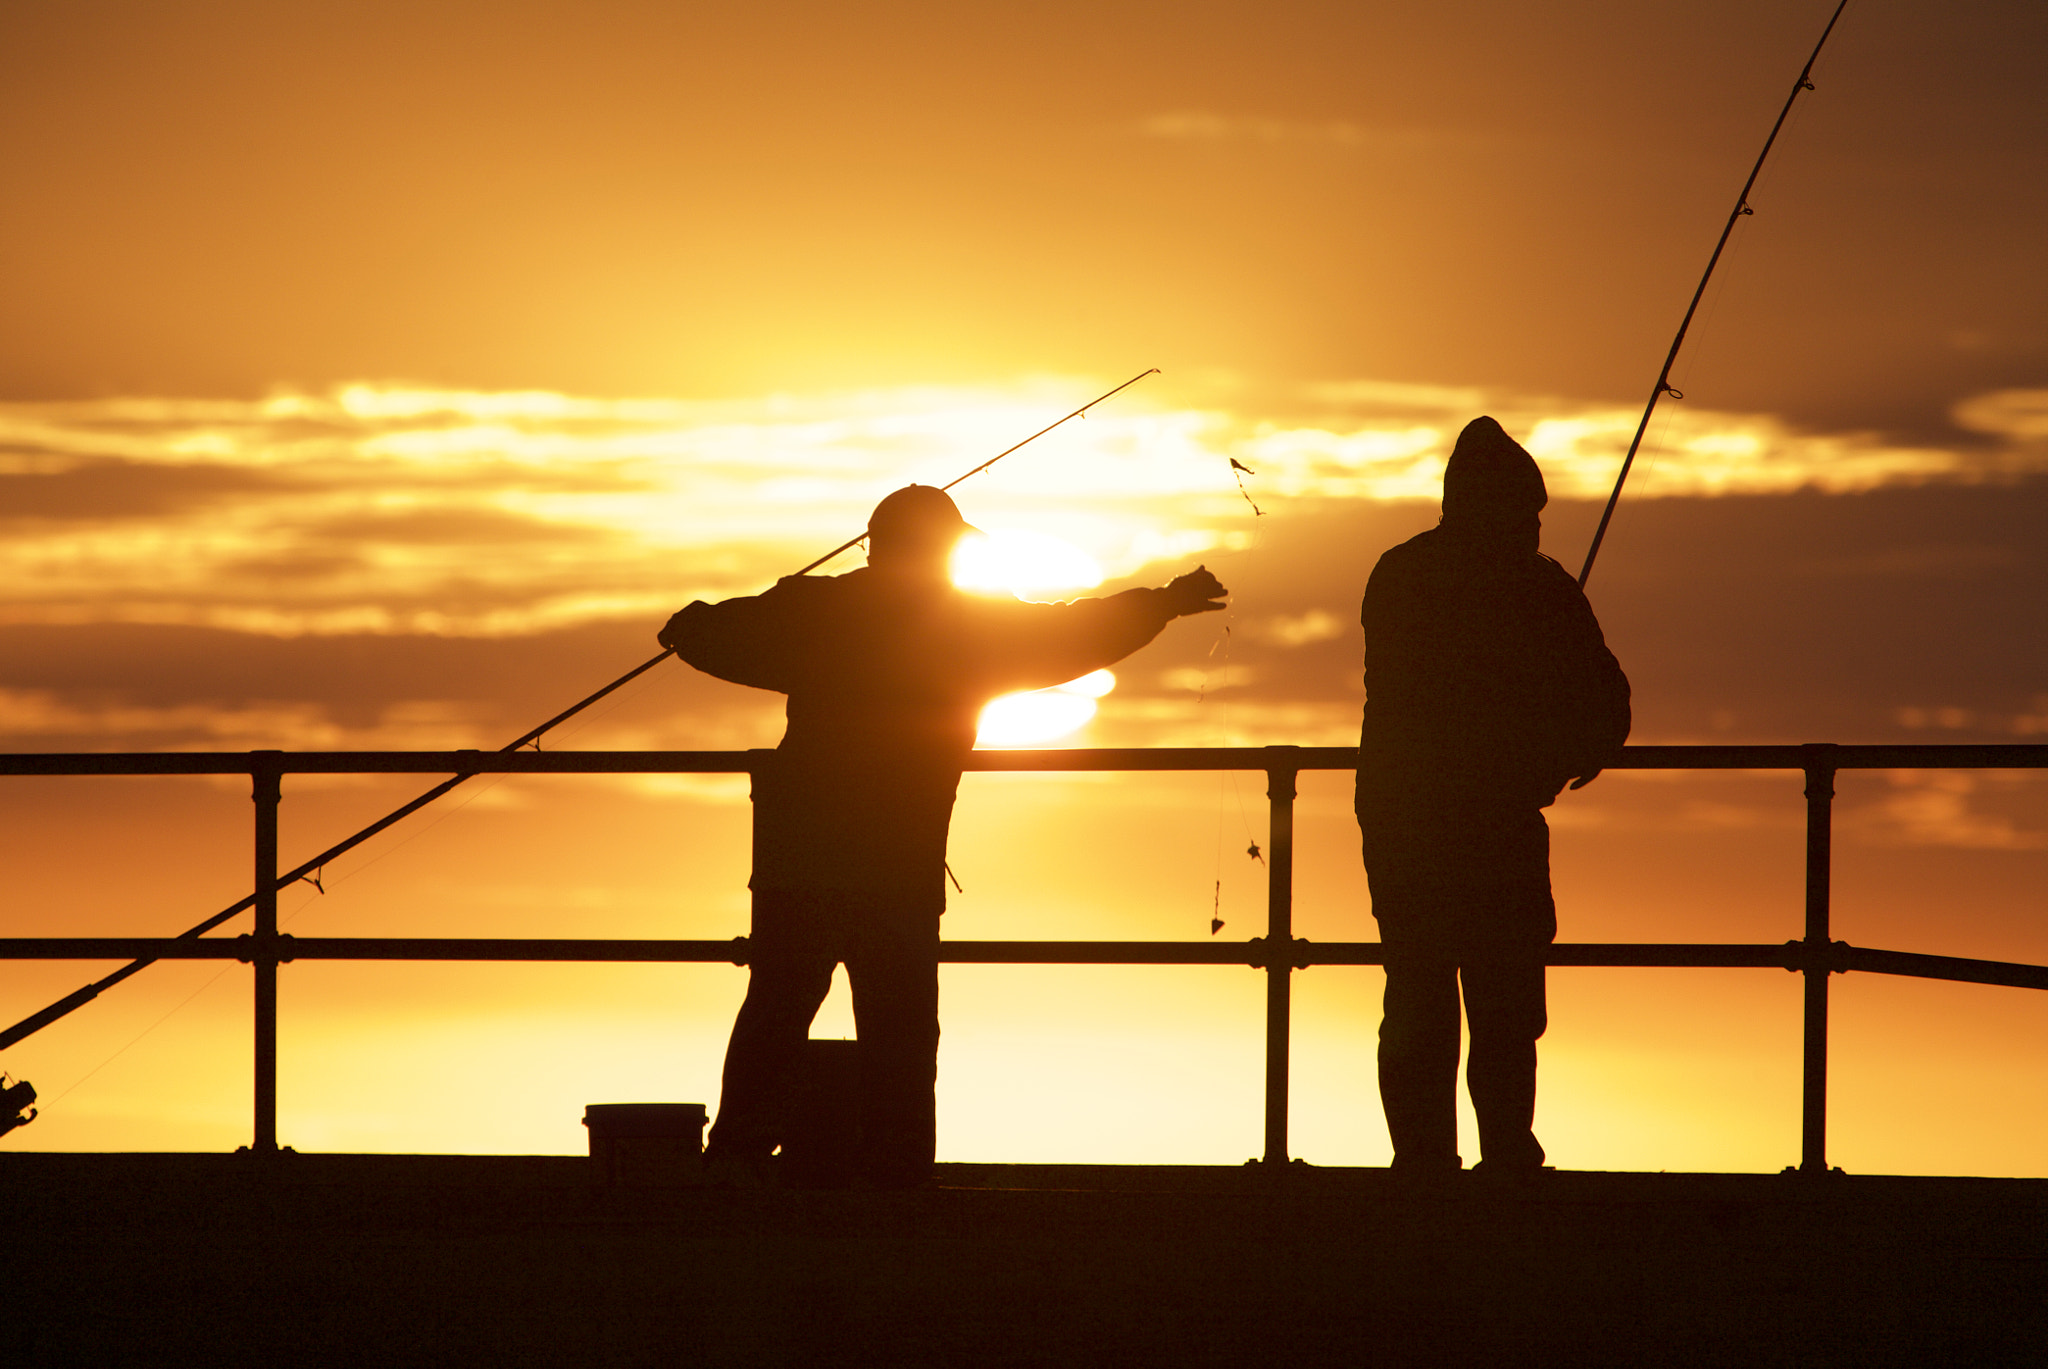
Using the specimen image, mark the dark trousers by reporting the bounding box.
[705,890,940,1184]
[1361,804,1555,1170]
[1377,945,1547,1169]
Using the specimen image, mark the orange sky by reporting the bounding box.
[2,0,2045,1174]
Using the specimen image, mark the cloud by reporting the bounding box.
[0,618,799,755]
[1847,770,2048,852]
[1236,386,2032,503]
[3,376,2045,645]
[0,686,489,752]
[0,459,281,520]
[1953,389,2048,441]
[1253,609,1349,648]
[1135,113,1490,156]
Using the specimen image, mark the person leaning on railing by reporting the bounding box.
[658,484,1227,1188]
[1357,417,1631,1179]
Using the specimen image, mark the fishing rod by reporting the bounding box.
[0,367,1161,1054]
[1577,0,1851,589]
[789,367,1159,576]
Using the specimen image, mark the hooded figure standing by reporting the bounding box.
[660,485,1227,1186]
[1356,417,1630,1175]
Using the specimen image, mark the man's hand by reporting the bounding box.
[656,607,692,652]
[1165,566,1228,616]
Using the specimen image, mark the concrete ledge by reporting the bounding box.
[5,1154,2045,1367]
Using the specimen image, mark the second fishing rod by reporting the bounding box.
[1577,0,1851,590]
[0,367,1161,1054]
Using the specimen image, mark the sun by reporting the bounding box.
[948,528,1116,746]
[976,668,1116,748]
[950,529,1104,597]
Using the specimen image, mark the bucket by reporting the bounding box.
[583,1102,708,1186]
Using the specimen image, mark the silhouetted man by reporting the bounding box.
[661,484,1227,1187]
[1356,417,1629,1176]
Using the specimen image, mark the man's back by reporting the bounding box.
[1359,524,1629,812]
[670,564,1199,901]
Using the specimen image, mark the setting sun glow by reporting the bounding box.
[977,669,1117,747]
[951,529,1105,596]
[951,530,1116,746]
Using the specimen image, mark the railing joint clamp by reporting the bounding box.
[233,933,294,964]
[1781,937,1853,974]
[1245,936,1313,971]
[729,935,751,967]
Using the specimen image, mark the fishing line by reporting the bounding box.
[43,879,326,1109]
[46,661,673,1108]
[1203,443,1272,936]
[42,751,526,1106]
[1208,624,1236,935]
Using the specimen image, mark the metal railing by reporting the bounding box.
[4,743,2046,1171]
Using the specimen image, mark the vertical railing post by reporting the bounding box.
[250,751,282,1155]
[1262,747,1300,1166]
[1798,742,1838,1175]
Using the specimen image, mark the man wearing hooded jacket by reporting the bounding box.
[660,484,1227,1186]
[1356,416,1630,1175]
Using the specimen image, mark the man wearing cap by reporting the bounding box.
[1357,416,1630,1177]
[660,484,1227,1187]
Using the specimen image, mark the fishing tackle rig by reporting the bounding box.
[0,1074,34,1138]
[0,368,1161,1062]
[1577,0,1852,590]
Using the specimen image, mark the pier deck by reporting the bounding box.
[6,1153,2044,1366]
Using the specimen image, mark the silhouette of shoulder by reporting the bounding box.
[664,571,859,694]
[671,569,1183,703]
[1365,529,1599,648]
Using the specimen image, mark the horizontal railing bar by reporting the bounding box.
[963,746,1348,772]
[4,743,2048,778]
[5,938,2013,977]
[0,750,770,777]
[930,940,1273,965]
[0,747,1330,777]
[1305,943,1808,970]
[0,936,1272,963]
[0,938,751,963]
[1840,946,2048,992]
[1611,744,2048,770]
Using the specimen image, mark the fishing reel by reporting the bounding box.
[1,1074,36,1138]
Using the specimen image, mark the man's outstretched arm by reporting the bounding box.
[985,565,1228,692]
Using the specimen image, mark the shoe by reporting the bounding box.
[1388,1153,1462,1174]
[1387,1154,1462,1193]
[1470,1160,1552,1189]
